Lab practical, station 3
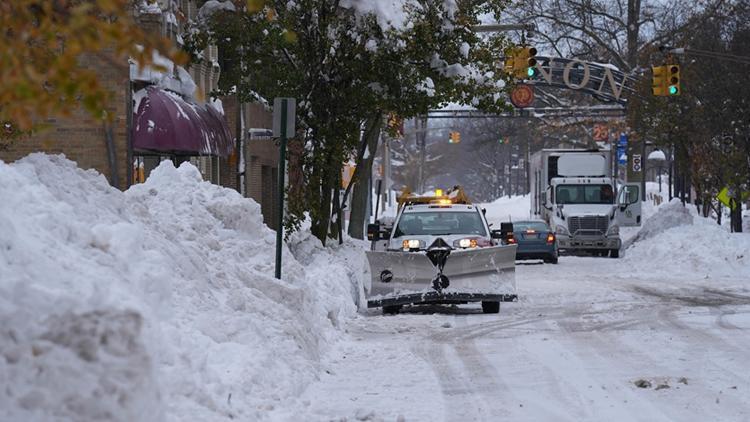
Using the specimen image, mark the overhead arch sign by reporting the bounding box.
[524,57,636,105]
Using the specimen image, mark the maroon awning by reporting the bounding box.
[132,87,233,157]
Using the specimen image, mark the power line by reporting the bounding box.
[663,47,750,65]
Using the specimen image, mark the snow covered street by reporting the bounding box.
[286,258,750,422]
[279,194,750,422]
[2,156,749,422]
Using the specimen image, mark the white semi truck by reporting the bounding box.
[529,149,641,258]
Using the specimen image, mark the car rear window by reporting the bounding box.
[514,222,549,232]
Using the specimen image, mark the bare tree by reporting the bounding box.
[505,0,728,71]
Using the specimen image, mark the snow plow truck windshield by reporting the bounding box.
[394,211,487,237]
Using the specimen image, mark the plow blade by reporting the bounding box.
[366,245,517,306]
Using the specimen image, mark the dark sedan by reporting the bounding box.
[509,220,558,264]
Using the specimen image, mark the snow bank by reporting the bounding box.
[624,199,750,278]
[0,154,365,421]
[481,195,533,224]
[627,199,693,245]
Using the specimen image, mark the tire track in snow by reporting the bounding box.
[537,319,676,422]
[442,317,516,420]
[411,340,492,421]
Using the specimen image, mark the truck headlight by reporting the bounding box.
[402,239,422,250]
[453,238,478,248]
[555,225,569,236]
[607,225,619,235]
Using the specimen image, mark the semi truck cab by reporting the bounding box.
[530,148,642,258]
[544,177,622,257]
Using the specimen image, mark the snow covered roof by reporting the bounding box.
[647,149,666,161]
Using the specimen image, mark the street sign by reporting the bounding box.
[717,186,750,210]
[618,132,628,147]
[272,97,296,138]
[632,154,642,172]
[593,123,608,141]
[618,149,627,165]
[510,84,534,108]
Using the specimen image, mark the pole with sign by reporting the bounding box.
[273,98,296,279]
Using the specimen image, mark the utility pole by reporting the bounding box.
[506,142,512,198]
[382,131,390,209]
[416,116,427,192]
[525,138,530,194]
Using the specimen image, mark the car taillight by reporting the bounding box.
[507,235,517,244]
[546,233,555,244]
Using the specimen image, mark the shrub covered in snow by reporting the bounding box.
[0,154,366,421]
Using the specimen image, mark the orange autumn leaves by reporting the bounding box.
[0,0,185,138]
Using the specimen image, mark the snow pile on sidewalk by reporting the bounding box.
[627,199,694,245]
[0,154,366,421]
[625,199,750,278]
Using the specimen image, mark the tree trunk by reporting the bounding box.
[348,116,382,239]
[730,191,743,233]
[310,151,336,245]
[330,179,342,242]
[626,0,642,69]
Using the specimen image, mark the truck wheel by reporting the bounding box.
[547,253,559,264]
[481,301,500,314]
[609,249,620,258]
[383,305,402,315]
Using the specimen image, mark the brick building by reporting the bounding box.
[0,0,281,227]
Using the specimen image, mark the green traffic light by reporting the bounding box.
[669,85,678,95]
[527,67,535,78]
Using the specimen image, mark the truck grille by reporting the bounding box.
[568,216,608,236]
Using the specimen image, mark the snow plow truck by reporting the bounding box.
[366,187,517,314]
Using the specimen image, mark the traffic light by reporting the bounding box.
[651,65,668,96]
[504,46,537,79]
[519,46,538,79]
[449,131,461,144]
[667,64,680,95]
[652,64,681,96]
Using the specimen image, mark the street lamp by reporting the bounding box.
[647,148,666,192]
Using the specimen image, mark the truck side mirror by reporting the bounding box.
[498,223,515,245]
[500,222,514,234]
[491,230,504,239]
[367,223,381,241]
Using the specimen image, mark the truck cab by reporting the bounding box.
[530,149,641,258]
[365,187,517,314]
[544,177,622,257]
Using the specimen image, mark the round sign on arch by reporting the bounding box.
[510,84,535,108]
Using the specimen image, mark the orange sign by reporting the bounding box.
[593,123,609,141]
[510,84,534,108]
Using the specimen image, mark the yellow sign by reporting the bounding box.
[717,187,749,210]
[342,164,356,189]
